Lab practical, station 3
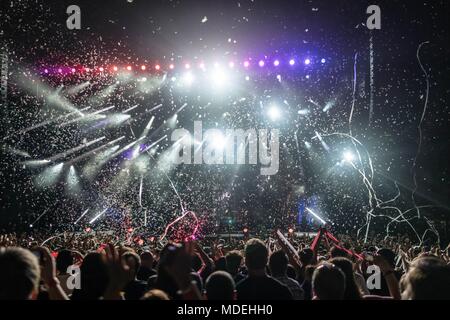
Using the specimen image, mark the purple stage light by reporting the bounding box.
[321,58,326,64]
[243,61,250,68]
[58,68,63,73]
[258,60,265,67]
[289,59,295,66]
[304,58,311,65]
[273,60,280,66]
[44,69,49,74]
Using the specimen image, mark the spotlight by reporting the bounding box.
[288,228,294,234]
[211,68,229,88]
[343,151,355,162]
[245,75,250,81]
[99,67,104,72]
[267,105,281,121]
[126,65,132,71]
[321,58,326,64]
[304,58,311,65]
[243,61,250,68]
[185,63,191,69]
[258,60,265,67]
[273,59,280,66]
[199,62,206,70]
[207,131,227,150]
[169,63,175,70]
[84,67,90,72]
[181,72,194,86]
[289,59,295,66]
[71,68,76,73]
[155,64,160,70]
[112,66,118,72]
[228,61,235,68]
[243,227,249,234]
[58,68,63,73]
[44,69,49,74]
[140,65,146,70]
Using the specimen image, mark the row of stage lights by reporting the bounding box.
[41,57,328,75]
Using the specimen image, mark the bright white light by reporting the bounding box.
[273,60,280,66]
[343,151,355,162]
[258,60,265,67]
[211,69,229,88]
[306,208,326,225]
[304,58,311,65]
[321,58,326,64]
[208,132,227,150]
[267,106,281,121]
[289,59,295,66]
[67,165,80,194]
[243,61,250,68]
[181,72,194,86]
[297,109,309,115]
[304,141,312,149]
[245,75,250,81]
[228,61,235,68]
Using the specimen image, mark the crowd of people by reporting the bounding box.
[1,230,450,300]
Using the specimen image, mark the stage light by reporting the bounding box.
[44,69,49,74]
[169,63,175,70]
[58,68,63,73]
[207,131,227,151]
[258,60,265,67]
[211,68,229,88]
[155,64,160,70]
[267,105,281,121]
[306,208,326,225]
[343,151,355,162]
[228,61,235,68]
[84,67,90,72]
[199,62,206,70]
[273,59,280,66]
[297,109,309,115]
[276,74,282,82]
[289,59,295,66]
[140,65,146,70]
[71,68,76,73]
[112,66,118,72]
[141,77,147,82]
[243,227,249,233]
[245,75,250,81]
[185,63,191,69]
[181,72,194,86]
[126,65,132,71]
[288,228,294,234]
[321,58,326,64]
[304,141,312,149]
[243,61,250,68]
[304,58,311,65]
[67,165,81,195]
